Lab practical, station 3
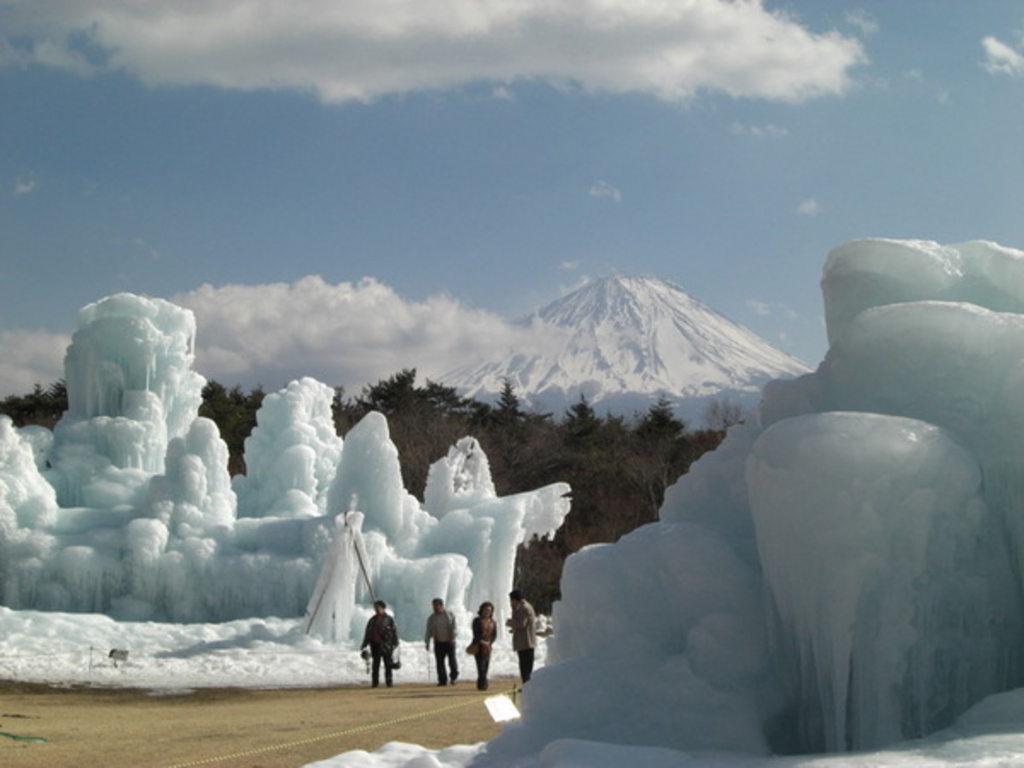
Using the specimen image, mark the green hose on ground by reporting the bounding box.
[1,730,48,742]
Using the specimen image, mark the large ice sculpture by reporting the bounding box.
[0,293,571,635]
[48,294,205,508]
[232,376,343,520]
[476,239,1024,765]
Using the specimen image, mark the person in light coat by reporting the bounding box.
[506,589,537,683]
[424,597,459,686]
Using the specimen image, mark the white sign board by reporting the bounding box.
[484,694,521,723]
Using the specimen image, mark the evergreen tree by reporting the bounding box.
[563,395,600,446]
[355,368,419,415]
[496,378,522,422]
[636,397,685,442]
[0,380,68,429]
[199,381,264,475]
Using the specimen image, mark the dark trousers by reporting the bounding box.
[517,648,535,683]
[433,640,458,684]
[370,643,394,687]
[474,651,491,690]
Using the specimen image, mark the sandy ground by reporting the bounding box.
[0,678,516,767]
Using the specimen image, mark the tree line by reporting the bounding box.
[1,371,733,613]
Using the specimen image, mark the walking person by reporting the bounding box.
[424,597,459,686]
[361,600,400,688]
[470,601,498,691]
[506,589,537,683]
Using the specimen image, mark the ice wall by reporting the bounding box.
[0,294,571,634]
[748,412,1020,751]
[477,239,1024,765]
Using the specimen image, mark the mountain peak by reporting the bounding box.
[534,274,713,329]
[443,274,809,421]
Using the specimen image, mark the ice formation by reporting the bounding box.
[0,294,571,639]
[474,239,1024,765]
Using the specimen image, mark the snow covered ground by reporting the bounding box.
[0,607,524,766]
[6,606,1024,768]
[0,607,539,692]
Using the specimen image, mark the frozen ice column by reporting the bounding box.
[47,294,206,507]
[748,412,1022,752]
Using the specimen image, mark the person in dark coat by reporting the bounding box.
[361,600,399,688]
[470,601,498,691]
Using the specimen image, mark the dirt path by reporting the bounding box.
[0,678,516,767]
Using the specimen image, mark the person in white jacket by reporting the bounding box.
[424,597,459,686]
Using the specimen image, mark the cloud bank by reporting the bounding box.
[173,276,536,396]
[0,330,72,398]
[0,277,539,400]
[0,0,866,104]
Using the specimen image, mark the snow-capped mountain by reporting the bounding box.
[442,275,811,423]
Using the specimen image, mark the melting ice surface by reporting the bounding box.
[6,238,1024,768]
[0,292,571,640]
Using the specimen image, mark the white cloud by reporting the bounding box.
[12,177,37,196]
[0,329,69,398]
[796,198,820,216]
[560,260,582,271]
[728,122,788,139]
[0,0,866,104]
[845,10,879,37]
[133,237,162,261]
[171,276,532,394]
[983,36,1024,77]
[746,299,797,321]
[589,180,623,204]
[747,299,771,316]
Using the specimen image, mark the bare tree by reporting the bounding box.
[702,397,745,431]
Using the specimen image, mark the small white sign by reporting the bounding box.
[484,694,521,722]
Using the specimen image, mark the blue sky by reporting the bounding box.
[1,0,1022,399]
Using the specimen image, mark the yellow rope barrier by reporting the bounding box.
[165,688,508,768]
